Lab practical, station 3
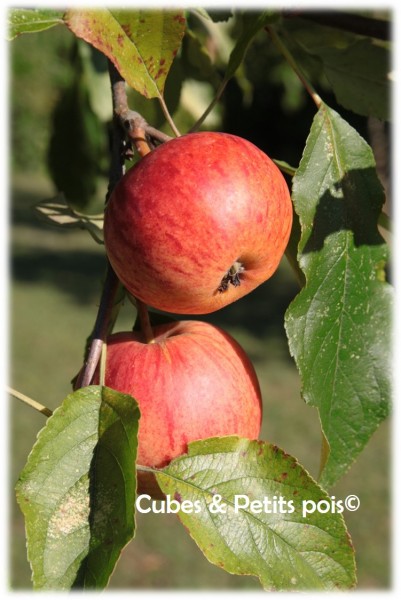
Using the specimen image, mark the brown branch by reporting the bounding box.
[75,62,131,389]
[145,125,173,144]
[76,62,160,388]
[282,10,391,41]
[74,261,120,388]
[107,62,128,197]
[108,61,171,161]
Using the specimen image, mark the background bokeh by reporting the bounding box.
[9,13,391,590]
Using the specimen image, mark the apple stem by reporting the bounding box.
[136,299,155,344]
[136,465,156,472]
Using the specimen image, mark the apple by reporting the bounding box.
[104,131,292,314]
[95,320,262,497]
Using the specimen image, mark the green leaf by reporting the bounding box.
[15,386,140,590]
[156,437,356,591]
[7,8,64,40]
[315,40,390,121]
[78,41,113,124]
[34,196,104,244]
[183,29,218,80]
[285,103,392,488]
[272,158,297,177]
[281,20,390,120]
[281,18,360,53]
[224,11,280,81]
[64,9,186,99]
[47,40,108,210]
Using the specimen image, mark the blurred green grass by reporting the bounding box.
[9,173,390,590]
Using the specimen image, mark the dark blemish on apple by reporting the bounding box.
[117,34,124,47]
[174,491,182,503]
[281,472,288,480]
[218,260,244,293]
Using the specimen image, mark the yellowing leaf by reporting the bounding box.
[157,437,356,591]
[64,9,186,99]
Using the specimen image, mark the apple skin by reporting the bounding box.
[104,131,292,314]
[95,320,262,496]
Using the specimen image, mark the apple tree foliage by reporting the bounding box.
[9,7,392,591]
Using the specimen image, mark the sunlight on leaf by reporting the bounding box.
[285,103,392,488]
[16,386,139,590]
[8,8,64,40]
[156,436,356,591]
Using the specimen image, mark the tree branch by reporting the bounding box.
[74,261,121,388]
[75,61,158,389]
[108,61,173,161]
[75,62,131,389]
[282,10,391,41]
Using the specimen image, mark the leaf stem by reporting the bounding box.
[7,386,53,418]
[272,159,297,178]
[158,95,181,137]
[265,25,322,109]
[189,79,228,133]
[99,338,108,388]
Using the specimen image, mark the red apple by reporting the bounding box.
[95,320,262,496]
[104,131,292,314]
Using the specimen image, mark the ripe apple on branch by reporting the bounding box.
[94,320,263,497]
[94,125,293,496]
[104,131,293,314]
